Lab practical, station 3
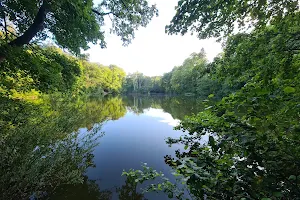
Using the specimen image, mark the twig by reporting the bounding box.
[3,12,8,39]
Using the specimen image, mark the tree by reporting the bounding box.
[109,65,126,93]
[0,45,82,93]
[123,72,165,94]
[167,49,224,97]
[166,0,299,39]
[0,0,158,59]
[164,13,300,199]
[81,61,126,94]
[161,71,173,93]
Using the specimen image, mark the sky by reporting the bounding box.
[86,0,222,76]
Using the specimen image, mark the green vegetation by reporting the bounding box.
[82,62,126,95]
[0,0,156,199]
[166,0,299,40]
[0,36,127,200]
[1,0,300,199]
[123,49,233,98]
[123,72,164,94]
[122,1,300,200]
[0,44,126,99]
[0,0,158,58]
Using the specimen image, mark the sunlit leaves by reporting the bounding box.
[0,45,81,93]
[81,61,126,94]
[283,86,295,94]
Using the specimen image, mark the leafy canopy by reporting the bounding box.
[166,0,299,39]
[1,0,158,54]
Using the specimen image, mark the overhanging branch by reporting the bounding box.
[92,9,118,17]
[8,1,48,47]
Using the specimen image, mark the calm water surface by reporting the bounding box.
[1,95,207,200]
[81,95,206,200]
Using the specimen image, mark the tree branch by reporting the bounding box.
[8,1,48,47]
[92,9,121,18]
[92,9,109,16]
[3,12,8,40]
[92,9,119,17]
[0,1,48,62]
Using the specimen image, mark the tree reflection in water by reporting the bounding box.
[0,95,126,200]
[1,94,204,200]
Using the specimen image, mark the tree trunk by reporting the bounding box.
[0,2,48,61]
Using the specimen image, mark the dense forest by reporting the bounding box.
[1,45,127,97]
[1,0,300,199]
[123,49,235,98]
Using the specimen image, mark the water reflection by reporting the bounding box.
[116,177,146,200]
[123,95,205,120]
[49,177,113,200]
[143,108,180,127]
[0,94,205,200]
[0,95,126,200]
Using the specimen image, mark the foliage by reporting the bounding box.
[81,61,126,94]
[170,50,207,94]
[166,0,299,39]
[0,45,81,93]
[123,49,230,98]
[121,8,300,200]
[1,0,158,54]
[0,44,127,96]
[162,49,230,97]
[122,163,188,200]
[123,72,165,94]
[164,13,300,199]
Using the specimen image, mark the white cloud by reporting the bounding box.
[87,0,222,76]
[143,108,180,127]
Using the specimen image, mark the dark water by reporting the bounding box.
[0,95,207,200]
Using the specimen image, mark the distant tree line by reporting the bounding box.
[123,48,236,98]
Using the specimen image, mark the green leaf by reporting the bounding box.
[158,184,162,190]
[208,94,214,98]
[184,145,188,150]
[273,192,282,197]
[209,136,215,146]
[289,175,296,180]
[191,150,198,155]
[283,86,295,94]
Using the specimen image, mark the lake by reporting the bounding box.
[0,95,207,200]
